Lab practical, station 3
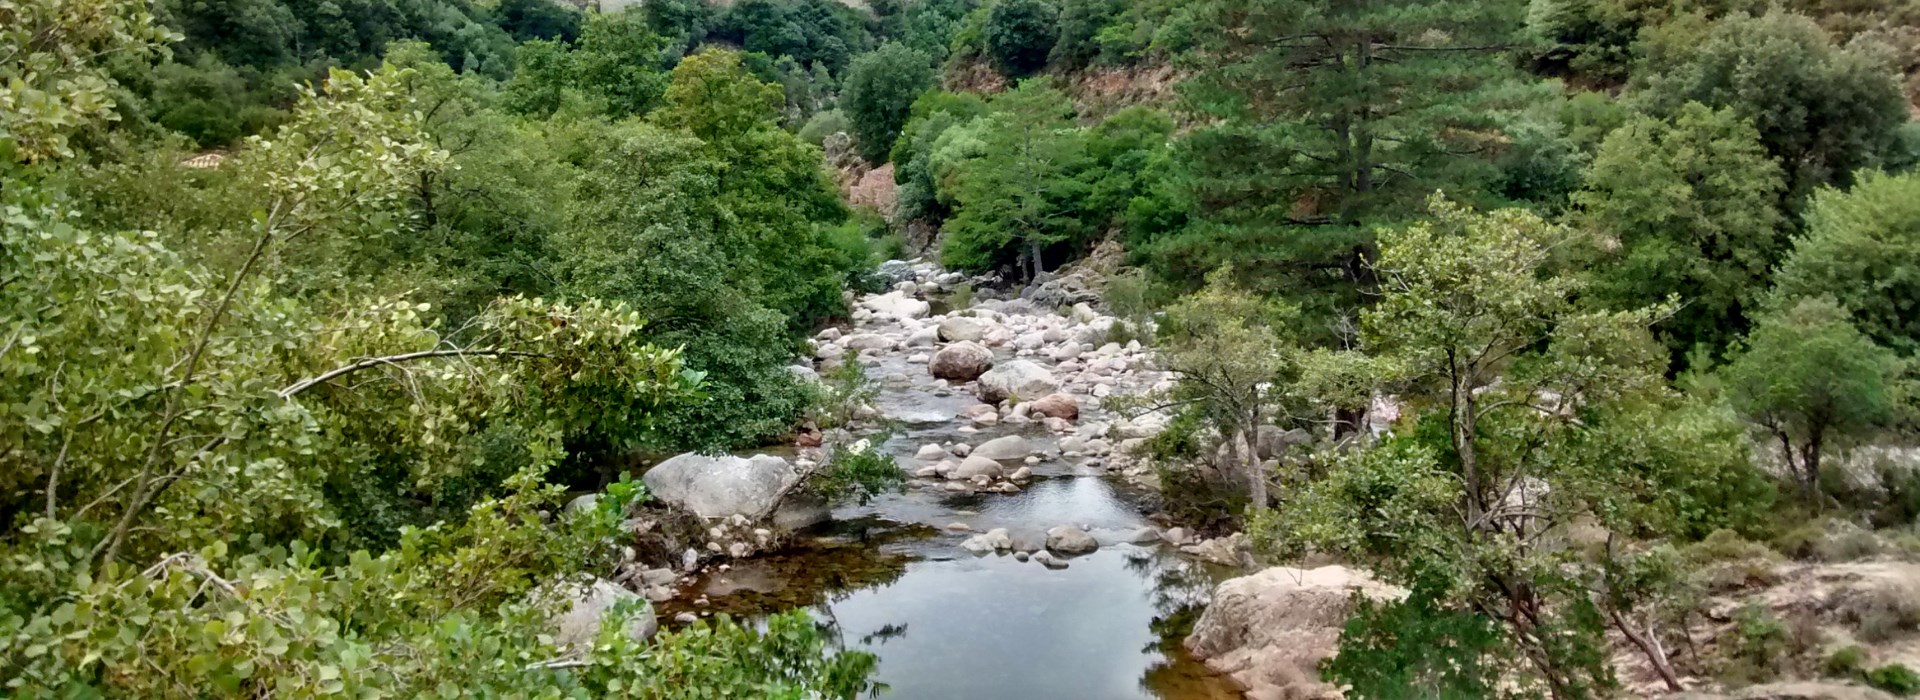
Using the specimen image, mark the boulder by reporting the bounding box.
[947,455,1004,479]
[1032,551,1069,569]
[914,444,951,461]
[929,342,994,382]
[971,435,1032,461]
[975,360,1060,403]
[938,316,992,343]
[546,576,657,650]
[905,326,940,348]
[1027,393,1079,420]
[1046,525,1099,556]
[1181,533,1252,568]
[786,364,820,384]
[770,493,830,532]
[961,528,1014,554]
[1185,566,1406,699]
[643,453,800,520]
[861,291,930,319]
[843,333,895,351]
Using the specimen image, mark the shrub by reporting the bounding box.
[1839,587,1920,643]
[1825,645,1870,677]
[983,0,1059,77]
[798,108,850,145]
[1866,664,1920,696]
[807,437,907,504]
[810,358,878,430]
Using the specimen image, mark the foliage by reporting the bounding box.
[811,359,879,430]
[1772,170,1920,355]
[1867,664,1920,696]
[1140,267,1307,509]
[799,108,851,145]
[983,0,1060,78]
[1165,0,1554,327]
[1723,297,1902,505]
[504,11,671,119]
[1573,103,1787,365]
[806,438,907,505]
[713,0,872,76]
[1324,586,1519,700]
[939,80,1090,277]
[891,90,990,223]
[1633,10,1910,201]
[841,42,935,163]
[2,0,176,161]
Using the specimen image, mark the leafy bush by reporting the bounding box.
[841,42,935,162]
[1825,645,1871,677]
[1322,586,1516,699]
[807,437,907,505]
[1839,587,1920,643]
[799,108,851,145]
[1867,664,1920,696]
[983,0,1059,77]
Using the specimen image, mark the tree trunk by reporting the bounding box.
[1803,429,1824,512]
[1236,427,1267,511]
[1611,609,1684,692]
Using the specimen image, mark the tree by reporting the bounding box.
[2,0,174,162]
[841,42,935,163]
[983,0,1060,78]
[1634,10,1909,201]
[1280,196,1684,697]
[1144,268,1308,510]
[1051,0,1125,70]
[1573,103,1787,364]
[570,10,673,117]
[1723,297,1902,506]
[1772,170,1920,355]
[939,79,1089,279]
[1167,0,1552,328]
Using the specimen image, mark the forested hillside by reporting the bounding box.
[5,0,1920,696]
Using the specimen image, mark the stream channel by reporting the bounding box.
[655,277,1246,699]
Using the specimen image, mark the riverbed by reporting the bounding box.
[661,265,1242,699]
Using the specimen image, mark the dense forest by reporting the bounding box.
[4,0,1920,696]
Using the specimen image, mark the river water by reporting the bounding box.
[659,284,1244,700]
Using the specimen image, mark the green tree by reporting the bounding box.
[1277,197,1693,697]
[1772,170,1920,355]
[983,0,1060,77]
[841,42,935,163]
[1634,10,1909,201]
[1051,0,1125,70]
[1167,0,1552,327]
[940,79,1089,278]
[1573,103,1787,364]
[1723,297,1903,505]
[2,0,175,162]
[1137,268,1309,510]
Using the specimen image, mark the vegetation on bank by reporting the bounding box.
[5,0,1920,695]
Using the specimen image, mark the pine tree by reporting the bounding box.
[1166,0,1551,329]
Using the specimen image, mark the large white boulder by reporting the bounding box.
[975,360,1059,403]
[970,434,1031,461]
[929,341,994,382]
[938,316,993,343]
[1185,566,1406,699]
[1045,525,1099,555]
[643,453,800,520]
[546,576,657,651]
[861,291,930,319]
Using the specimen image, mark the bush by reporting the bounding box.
[983,0,1059,77]
[1826,645,1871,677]
[1839,587,1920,643]
[1321,586,1515,699]
[807,436,907,505]
[841,42,936,162]
[1722,606,1820,684]
[1866,664,1920,696]
[798,108,850,145]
